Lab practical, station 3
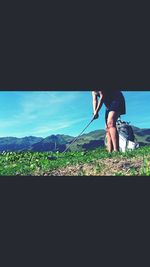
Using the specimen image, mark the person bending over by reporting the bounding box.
[92,90,126,153]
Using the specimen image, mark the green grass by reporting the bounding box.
[0,146,150,176]
[140,158,150,176]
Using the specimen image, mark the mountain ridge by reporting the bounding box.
[0,125,149,152]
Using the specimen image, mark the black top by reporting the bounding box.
[101,90,123,106]
[94,90,126,115]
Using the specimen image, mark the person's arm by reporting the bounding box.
[92,91,98,114]
[92,91,104,119]
[95,91,104,113]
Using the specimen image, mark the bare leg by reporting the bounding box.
[107,111,119,152]
[106,127,113,153]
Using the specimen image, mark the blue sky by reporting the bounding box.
[0,91,149,138]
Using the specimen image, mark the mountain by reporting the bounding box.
[0,126,149,152]
[31,134,74,152]
[0,136,43,152]
[132,126,150,146]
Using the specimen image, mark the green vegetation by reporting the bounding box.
[0,146,150,176]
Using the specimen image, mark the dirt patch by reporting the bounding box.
[44,157,145,176]
[93,158,142,176]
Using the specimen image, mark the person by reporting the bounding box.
[92,90,126,153]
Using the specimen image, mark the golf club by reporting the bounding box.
[48,116,95,160]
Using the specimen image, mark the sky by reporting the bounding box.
[0,91,149,138]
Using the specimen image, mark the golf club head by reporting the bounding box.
[47,156,57,160]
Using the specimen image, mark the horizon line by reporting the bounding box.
[0,124,148,139]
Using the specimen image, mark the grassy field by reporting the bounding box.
[0,146,150,176]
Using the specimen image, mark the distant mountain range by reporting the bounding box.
[0,126,150,152]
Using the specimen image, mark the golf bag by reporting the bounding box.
[116,119,139,152]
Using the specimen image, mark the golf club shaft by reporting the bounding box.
[63,117,94,153]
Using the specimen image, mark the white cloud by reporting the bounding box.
[0,92,88,136]
[31,116,90,135]
[16,91,81,121]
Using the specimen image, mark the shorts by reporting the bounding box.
[105,96,126,123]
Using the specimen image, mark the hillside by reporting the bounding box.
[31,134,74,152]
[0,136,43,152]
[0,126,149,152]
[0,146,150,176]
[132,126,150,146]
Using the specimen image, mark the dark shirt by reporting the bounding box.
[101,90,123,107]
[95,90,126,115]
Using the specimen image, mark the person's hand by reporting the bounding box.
[93,111,99,120]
